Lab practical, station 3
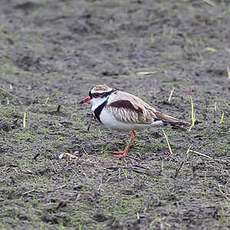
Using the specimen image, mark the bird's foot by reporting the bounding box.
[112,130,136,158]
[112,149,128,158]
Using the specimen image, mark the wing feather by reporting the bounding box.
[106,90,189,127]
[106,91,156,124]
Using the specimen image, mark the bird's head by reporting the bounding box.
[79,84,115,110]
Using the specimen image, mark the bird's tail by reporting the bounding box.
[155,111,190,131]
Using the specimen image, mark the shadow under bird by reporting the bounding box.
[79,84,190,157]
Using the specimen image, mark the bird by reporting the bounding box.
[79,84,190,158]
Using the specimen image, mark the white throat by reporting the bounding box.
[90,96,108,112]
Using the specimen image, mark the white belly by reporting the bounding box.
[99,109,163,131]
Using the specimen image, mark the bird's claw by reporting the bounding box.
[112,149,127,158]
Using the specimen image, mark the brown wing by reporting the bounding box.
[107,90,190,127]
[106,91,158,124]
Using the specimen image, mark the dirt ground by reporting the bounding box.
[0,0,229,229]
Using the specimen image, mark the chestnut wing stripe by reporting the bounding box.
[109,100,143,113]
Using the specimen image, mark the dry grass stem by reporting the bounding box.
[190,150,212,159]
[23,112,26,128]
[136,71,156,76]
[227,67,230,80]
[219,112,224,125]
[168,87,175,103]
[162,130,173,155]
[189,96,196,132]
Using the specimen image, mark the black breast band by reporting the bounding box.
[94,100,108,123]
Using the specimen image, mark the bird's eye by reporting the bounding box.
[93,93,101,98]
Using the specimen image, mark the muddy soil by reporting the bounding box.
[0,0,229,229]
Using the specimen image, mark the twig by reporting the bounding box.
[57,105,61,112]
[81,145,89,155]
[33,153,40,160]
[132,165,160,177]
[202,0,215,7]
[56,201,66,210]
[57,185,67,190]
[189,150,212,159]
[23,189,35,196]
[174,146,191,178]
[190,150,229,165]
[218,185,229,200]
[87,114,95,131]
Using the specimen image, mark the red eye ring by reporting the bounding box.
[93,93,100,98]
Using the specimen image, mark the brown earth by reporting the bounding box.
[0,0,229,229]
